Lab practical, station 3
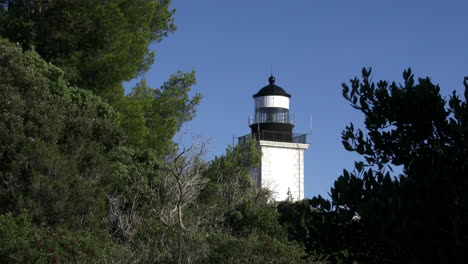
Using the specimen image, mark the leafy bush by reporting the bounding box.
[0,213,112,263]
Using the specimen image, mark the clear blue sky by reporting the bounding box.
[125,0,468,198]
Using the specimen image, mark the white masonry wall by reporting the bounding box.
[254,140,309,201]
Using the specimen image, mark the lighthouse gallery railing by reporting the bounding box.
[237,131,307,144]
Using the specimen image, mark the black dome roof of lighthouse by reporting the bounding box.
[253,76,291,98]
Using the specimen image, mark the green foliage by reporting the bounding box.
[0,0,199,158]
[201,141,306,263]
[207,232,306,264]
[0,0,175,95]
[104,140,299,263]
[0,39,122,228]
[115,72,201,155]
[202,140,262,210]
[128,218,210,264]
[0,1,326,260]
[108,146,163,207]
[334,68,468,263]
[226,199,286,239]
[340,68,448,169]
[278,198,358,264]
[0,212,111,263]
[280,68,468,263]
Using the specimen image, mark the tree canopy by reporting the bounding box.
[115,74,202,155]
[0,0,201,158]
[0,35,302,263]
[279,68,468,264]
[0,39,122,228]
[0,0,175,95]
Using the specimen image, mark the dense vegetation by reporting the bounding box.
[1,1,466,263]
[279,69,468,263]
[0,1,304,263]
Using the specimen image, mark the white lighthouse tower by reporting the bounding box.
[240,76,309,201]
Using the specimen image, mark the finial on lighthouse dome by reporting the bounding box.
[253,75,291,98]
[268,75,275,85]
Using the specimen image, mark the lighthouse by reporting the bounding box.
[240,76,309,201]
